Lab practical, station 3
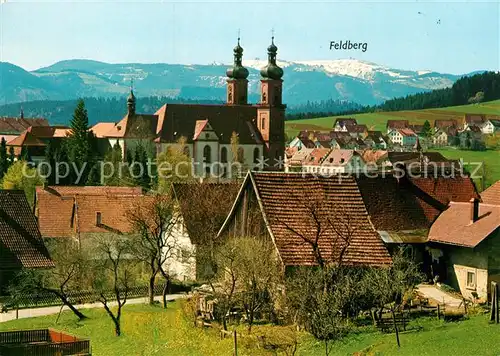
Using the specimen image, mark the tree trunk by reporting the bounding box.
[45,289,87,320]
[222,315,228,331]
[162,278,170,309]
[148,276,156,305]
[113,315,121,336]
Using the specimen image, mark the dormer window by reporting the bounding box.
[96,212,102,226]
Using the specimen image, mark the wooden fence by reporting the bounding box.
[0,329,91,356]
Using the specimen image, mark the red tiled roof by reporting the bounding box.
[0,190,53,269]
[101,113,159,139]
[356,174,479,231]
[399,128,416,137]
[434,119,458,129]
[303,148,330,166]
[0,118,49,134]
[36,186,144,237]
[359,150,388,164]
[221,172,392,267]
[428,202,500,247]
[193,120,209,141]
[387,120,409,129]
[91,122,116,138]
[334,118,357,127]
[7,131,46,147]
[465,114,486,125]
[482,181,500,205]
[322,149,356,166]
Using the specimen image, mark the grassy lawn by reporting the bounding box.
[285,99,500,137]
[431,148,500,189]
[1,302,500,355]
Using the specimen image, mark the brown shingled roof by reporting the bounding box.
[221,172,392,267]
[428,202,500,247]
[7,131,46,147]
[0,118,49,134]
[0,190,53,269]
[387,120,409,129]
[481,181,500,205]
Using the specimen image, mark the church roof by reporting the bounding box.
[155,104,263,145]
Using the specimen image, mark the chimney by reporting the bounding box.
[470,198,479,224]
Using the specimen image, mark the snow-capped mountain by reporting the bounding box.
[0,59,466,106]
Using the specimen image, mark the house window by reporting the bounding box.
[221,147,228,163]
[96,212,102,226]
[466,271,476,289]
[261,117,266,130]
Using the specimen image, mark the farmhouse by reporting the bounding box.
[0,190,54,293]
[218,172,392,268]
[427,198,500,301]
[386,120,409,134]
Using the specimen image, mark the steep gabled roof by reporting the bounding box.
[434,119,458,129]
[220,172,392,267]
[0,190,53,269]
[465,114,486,125]
[428,202,500,247]
[481,181,500,205]
[101,113,159,139]
[0,118,49,134]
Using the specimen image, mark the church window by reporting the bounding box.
[221,147,228,163]
[253,148,260,164]
[203,145,211,163]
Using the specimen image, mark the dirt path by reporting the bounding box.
[417,284,462,308]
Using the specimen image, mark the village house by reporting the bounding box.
[346,124,368,139]
[386,120,409,134]
[218,172,392,268]
[482,181,500,205]
[321,149,365,174]
[0,190,54,294]
[459,126,483,149]
[364,131,387,149]
[462,114,495,134]
[92,39,286,177]
[356,173,478,274]
[288,136,316,150]
[434,119,459,131]
[171,182,240,280]
[431,129,449,147]
[427,197,500,301]
[284,147,314,172]
[388,128,417,147]
[300,148,331,174]
[333,118,357,132]
[490,119,500,132]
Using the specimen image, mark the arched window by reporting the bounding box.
[237,147,244,163]
[220,147,228,163]
[203,145,211,164]
[253,147,260,164]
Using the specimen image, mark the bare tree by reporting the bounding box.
[91,234,136,336]
[127,194,179,307]
[8,239,89,320]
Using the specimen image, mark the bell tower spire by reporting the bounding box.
[127,79,136,116]
[257,34,285,170]
[226,32,249,105]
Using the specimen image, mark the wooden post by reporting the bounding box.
[490,282,498,323]
[391,309,400,348]
[371,309,376,326]
[233,330,238,356]
[15,308,18,320]
[437,304,440,320]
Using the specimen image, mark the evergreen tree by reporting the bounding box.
[8,146,16,164]
[132,142,150,190]
[66,99,93,185]
[18,145,31,162]
[0,138,8,180]
[422,120,432,137]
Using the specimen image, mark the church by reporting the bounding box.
[92,38,286,178]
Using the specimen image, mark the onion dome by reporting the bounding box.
[226,37,249,80]
[260,36,283,80]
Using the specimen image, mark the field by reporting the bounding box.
[285,99,500,137]
[1,302,500,355]
[433,148,500,189]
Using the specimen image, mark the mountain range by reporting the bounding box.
[0,59,477,107]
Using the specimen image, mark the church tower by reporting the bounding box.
[226,37,249,105]
[257,37,285,168]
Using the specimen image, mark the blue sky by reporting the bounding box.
[0,0,498,74]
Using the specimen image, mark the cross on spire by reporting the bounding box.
[130,78,134,92]
[237,28,241,45]
[271,28,275,43]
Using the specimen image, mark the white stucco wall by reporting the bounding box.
[163,216,196,281]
